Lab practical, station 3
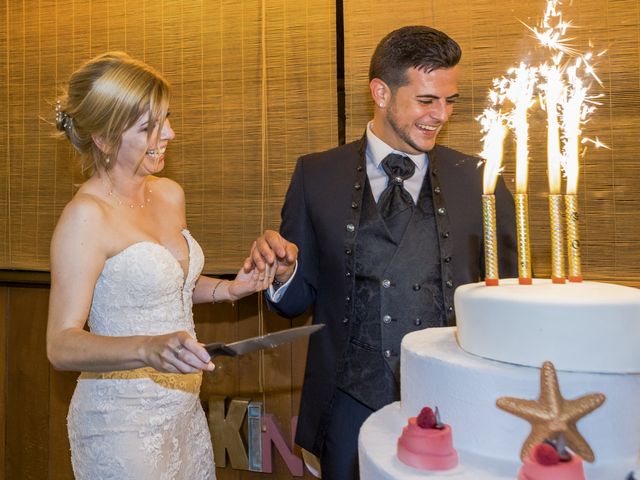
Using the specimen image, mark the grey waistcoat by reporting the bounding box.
[335,169,445,409]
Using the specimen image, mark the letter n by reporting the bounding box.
[261,414,303,476]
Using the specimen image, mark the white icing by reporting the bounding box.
[455,278,640,373]
[360,279,640,478]
[399,328,639,474]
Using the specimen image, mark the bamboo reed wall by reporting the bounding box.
[0,0,336,273]
[2,0,640,285]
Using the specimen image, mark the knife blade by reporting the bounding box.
[204,324,324,358]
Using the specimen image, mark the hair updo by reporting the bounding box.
[55,52,170,175]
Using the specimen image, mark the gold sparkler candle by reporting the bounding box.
[482,195,499,286]
[561,60,588,283]
[514,194,532,284]
[565,194,582,282]
[478,107,508,286]
[548,194,566,283]
[540,62,566,284]
[505,63,537,285]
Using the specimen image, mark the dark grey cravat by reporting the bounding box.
[378,153,416,242]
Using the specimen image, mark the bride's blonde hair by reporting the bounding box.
[55,52,170,175]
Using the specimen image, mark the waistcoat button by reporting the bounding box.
[382,279,391,288]
[346,223,355,232]
[414,318,422,326]
[441,231,449,239]
[446,280,453,288]
[413,284,421,291]
[382,315,392,324]
[437,207,446,216]
[383,349,392,358]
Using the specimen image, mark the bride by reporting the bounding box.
[46,52,271,479]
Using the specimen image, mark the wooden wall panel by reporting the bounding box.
[0,287,6,480]
[6,287,50,479]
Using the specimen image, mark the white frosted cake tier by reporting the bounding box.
[396,327,639,475]
[455,278,640,373]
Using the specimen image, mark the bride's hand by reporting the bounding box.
[227,259,276,301]
[140,331,215,374]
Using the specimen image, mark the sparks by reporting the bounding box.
[478,104,508,195]
[539,62,564,194]
[503,63,538,194]
[560,59,592,194]
[581,137,609,149]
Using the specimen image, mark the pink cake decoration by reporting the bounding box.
[396,406,459,471]
[518,435,585,480]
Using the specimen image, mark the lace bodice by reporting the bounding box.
[68,229,215,479]
[89,229,204,338]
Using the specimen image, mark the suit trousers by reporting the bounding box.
[320,388,374,480]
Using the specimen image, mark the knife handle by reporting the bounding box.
[204,342,238,358]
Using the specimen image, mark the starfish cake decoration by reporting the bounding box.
[496,361,605,462]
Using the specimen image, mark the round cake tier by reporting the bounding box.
[401,327,640,472]
[455,278,640,373]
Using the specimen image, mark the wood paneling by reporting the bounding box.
[0,287,6,480]
[6,287,50,479]
[1,285,314,479]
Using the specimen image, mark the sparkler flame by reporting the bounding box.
[504,63,538,193]
[478,106,508,195]
[561,59,591,194]
[539,62,564,194]
[534,1,604,196]
[479,0,604,196]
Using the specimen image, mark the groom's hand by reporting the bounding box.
[244,230,298,284]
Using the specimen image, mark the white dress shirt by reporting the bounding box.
[365,121,429,203]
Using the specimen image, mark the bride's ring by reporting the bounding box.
[173,344,185,359]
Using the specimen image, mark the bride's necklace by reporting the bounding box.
[104,178,152,209]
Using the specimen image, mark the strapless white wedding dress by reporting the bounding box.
[67,229,215,480]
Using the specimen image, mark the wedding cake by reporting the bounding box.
[358,278,640,479]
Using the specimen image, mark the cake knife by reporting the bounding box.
[204,324,324,358]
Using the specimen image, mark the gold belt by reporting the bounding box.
[79,367,202,394]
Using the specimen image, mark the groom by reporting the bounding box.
[247,25,518,479]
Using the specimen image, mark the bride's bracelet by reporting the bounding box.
[211,280,225,304]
